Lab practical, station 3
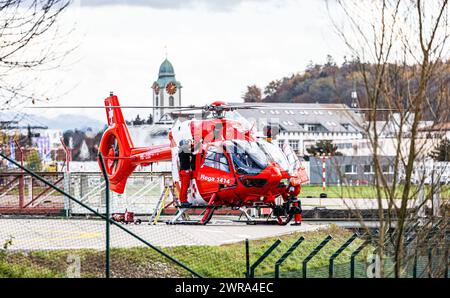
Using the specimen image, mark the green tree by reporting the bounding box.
[306,140,342,156]
[133,114,145,126]
[146,114,153,125]
[264,80,281,97]
[429,138,450,161]
[243,85,262,102]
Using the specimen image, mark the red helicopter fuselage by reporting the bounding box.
[98,95,307,224]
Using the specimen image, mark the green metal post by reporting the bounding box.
[302,235,332,278]
[413,254,418,278]
[350,240,369,278]
[445,244,448,278]
[98,153,110,279]
[425,221,441,278]
[275,236,305,278]
[428,247,433,278]
[245,239,250,278]
[0,152,203,278]
[329,233,357,278]
[413,236,418,278]
[249,239,281,278]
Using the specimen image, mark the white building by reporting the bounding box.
[360,114,437,158]
[151,58,182,124]
[418,121,450,140]
[233,102,365,156]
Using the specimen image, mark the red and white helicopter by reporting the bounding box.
[98,93,309,225]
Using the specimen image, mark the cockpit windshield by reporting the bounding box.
[282,143,302,174]
[257,139,291,174]
[225,140,269,175]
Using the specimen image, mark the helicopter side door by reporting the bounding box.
[196,144,235,195]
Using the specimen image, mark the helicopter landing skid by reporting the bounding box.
[238,207,255,222]
[232,218,292,225]
[166,205,218,225]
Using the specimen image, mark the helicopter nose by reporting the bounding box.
[270,163,282,180]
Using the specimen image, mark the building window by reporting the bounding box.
[278,140,285,149]
[155,96,159,106]
[204,146,230,172]
[169,96,174,106]
[288,140,299,153]
[337,143,352,149]
[363,165,374,174]
[382,165,393,174]
[345,164,357,174]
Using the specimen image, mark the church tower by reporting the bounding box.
[152,58,182,124]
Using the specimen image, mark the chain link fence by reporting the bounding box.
[0,151,449,278]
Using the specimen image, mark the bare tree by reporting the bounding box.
[0,0,73,108]
[328,0,450,277]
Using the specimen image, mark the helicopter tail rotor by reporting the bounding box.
[98,94,137,193]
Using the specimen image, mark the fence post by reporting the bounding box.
[98,153,110,279]
[302,235,332,278]
[245,239,250,278]
[445,244,449,279]
[274,236,305,278]
[428,247,433,278]
[425,220,442,278]
[413,235,418,278]
[350,240,369,278]
[249,239,281,278]
[329,233,358,278]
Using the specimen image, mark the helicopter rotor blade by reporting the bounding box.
[250,106,400,111]
[24,104,400,111]
[23,105,199,109]
[169,105,264,113]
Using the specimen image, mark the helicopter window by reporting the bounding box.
[205,147,216,160]
[225,140,268,175]
[283,144,301,173]
[204,146,230,173]
[219,155,228,164]
[257,139,290,174]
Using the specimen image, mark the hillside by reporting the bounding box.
[243,56,450,121]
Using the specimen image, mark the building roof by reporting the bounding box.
[230,102,364,134]
[419,121,450,132]
[365,114,433,137]
[154,58,181,88]
[158,59,175,77]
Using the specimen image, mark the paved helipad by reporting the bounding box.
[0,218,327,250]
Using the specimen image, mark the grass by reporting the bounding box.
[0,261,58,278]
[170,224,370,278]
[4,181,448,201]
[300,184,450,199]
[0,225,370,278]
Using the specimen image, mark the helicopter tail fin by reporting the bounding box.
[104,94,126,126]
[98,94,137,193]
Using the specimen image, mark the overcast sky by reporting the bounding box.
[26,0,347,121]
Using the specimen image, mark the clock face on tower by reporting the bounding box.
[166,82,177,95]
[152,83,160,94]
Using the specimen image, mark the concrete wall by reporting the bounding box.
[307,155,396,185]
